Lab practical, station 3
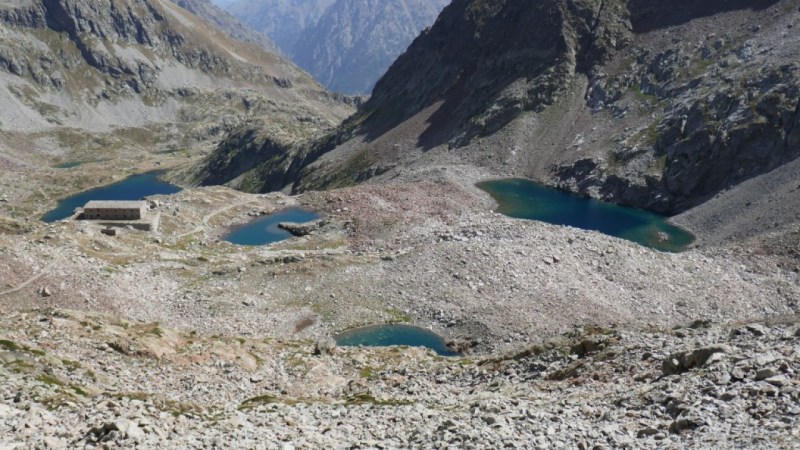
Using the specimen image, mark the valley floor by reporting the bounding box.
[0,157,798,448]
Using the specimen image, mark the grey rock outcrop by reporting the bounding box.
[278,219,323,237]
[559,27,800,213]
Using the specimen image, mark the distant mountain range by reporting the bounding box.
[225,0,335,55]
[218,0,449,94]
[170,0,279,54]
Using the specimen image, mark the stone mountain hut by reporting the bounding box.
[82,200,147,220]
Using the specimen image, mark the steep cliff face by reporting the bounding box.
[558,0,797,213]
[291,0,450,95]
[198,0,799,220]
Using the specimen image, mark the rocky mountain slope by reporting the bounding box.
[0,0,353,217]
[197,0,799,243]
[291,0,451,95]
[1,307,798,448]
[0,2,796,448]
[0,0,351,137]
[222,0,448,94]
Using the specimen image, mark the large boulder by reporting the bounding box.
[313,337,337,356]
[662,345,729,375]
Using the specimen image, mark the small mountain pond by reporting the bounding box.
[53,161,84,169]
[335,324,459,357]
[222,208,321,246]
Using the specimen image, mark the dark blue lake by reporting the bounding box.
[477,178,695,252]
[335,324,459,357]
[222,208,320,246]
[41,172,182,223]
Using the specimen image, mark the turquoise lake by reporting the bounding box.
[335,324,460,357]
[477,178,695,252]
[41,172,182,223]
[222,208,320,246]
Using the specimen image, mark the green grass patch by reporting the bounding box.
[5,359,35,373]
[71,386,89,397]
[171,406,192,417]
[0,339,20,351]
[62,359,81,369]
[0,339,45,356]
[346,394,412,407]
[37,374,65,387]
[653,155,668,172]
[385,308,412,323]
[148,324,165,338]
[322,147,373,190]
[239,394,295,410]
[633,88,660,104]
[112,392,151,401]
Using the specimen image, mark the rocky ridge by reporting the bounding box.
[560,0,800,213]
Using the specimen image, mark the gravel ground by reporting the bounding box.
[0,308,797,449]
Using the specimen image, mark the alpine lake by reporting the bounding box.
[477,178,695,253]
[41,171,182,223]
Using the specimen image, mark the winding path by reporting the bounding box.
[175,199,258,239]
[0,270,47,296]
